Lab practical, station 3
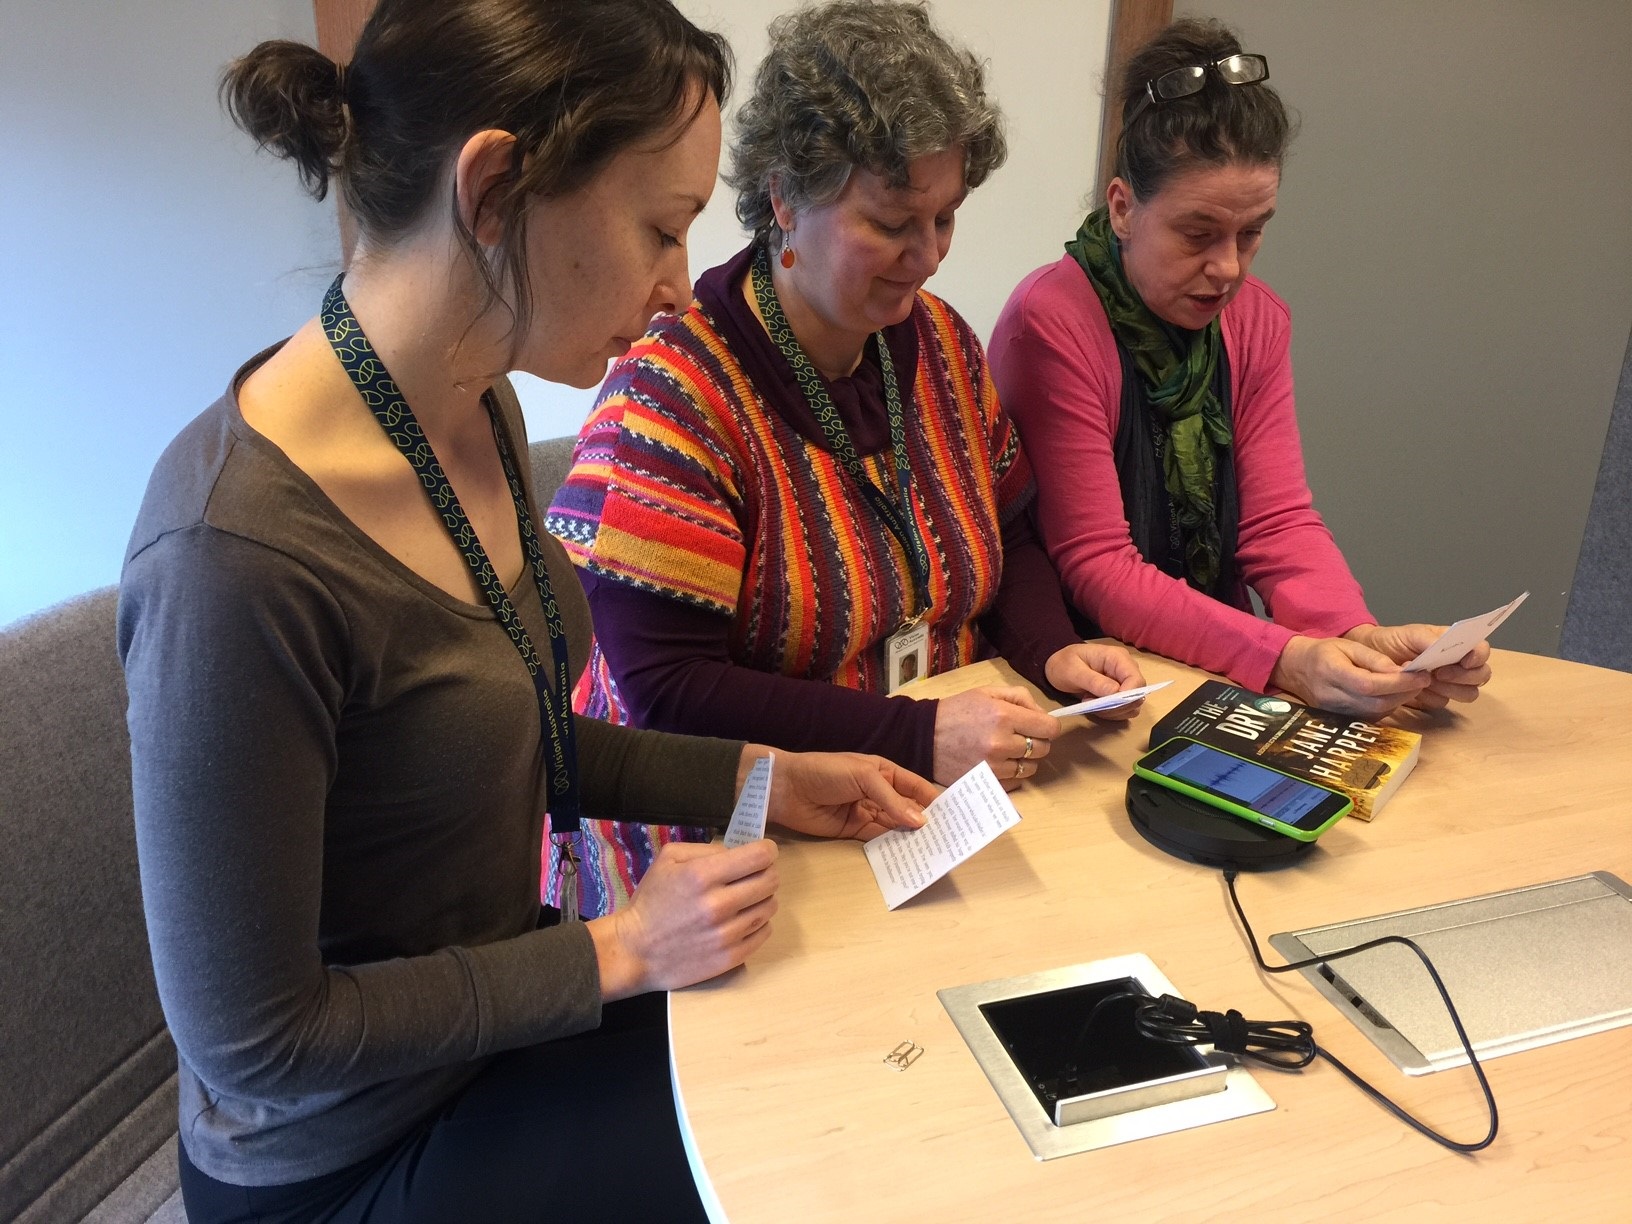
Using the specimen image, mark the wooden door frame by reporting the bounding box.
[1096,0,1174,202]
[312,1,1172,239]
[313,0,375,261]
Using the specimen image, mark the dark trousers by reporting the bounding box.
[178,992,709,1224]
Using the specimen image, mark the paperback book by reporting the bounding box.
[1147,681,1421,821]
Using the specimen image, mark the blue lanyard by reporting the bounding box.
[749,245,933,624]
[318,275,584,875]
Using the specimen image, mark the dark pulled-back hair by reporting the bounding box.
[222,0,730,336]
[1114,16,1292,201]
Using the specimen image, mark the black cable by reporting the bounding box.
[1134,993,1317,1069]
[1069,874,1499,1150]
[1069,991,1144,1058]
[1072,988,1319,1072]
[1220,869,1499,1153]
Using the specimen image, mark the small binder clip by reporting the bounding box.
[884,1040,924,1071]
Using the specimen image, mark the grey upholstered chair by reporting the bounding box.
[529,434,579,511]
[0,588,186,1223]
[0,437,580,1223]
[1561,329,1632,671]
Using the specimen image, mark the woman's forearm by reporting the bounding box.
[584,573,939,775]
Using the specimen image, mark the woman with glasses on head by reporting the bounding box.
[990,17,1494,720]
[547,0,1145,916]
[118,2,936,1219]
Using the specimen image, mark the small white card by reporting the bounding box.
[1049,680,1173,719]
[863,761,1021,910]
[722,754,774,848]
[1402,592,1529,673]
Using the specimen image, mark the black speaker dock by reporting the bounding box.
[1125,775,1316,870]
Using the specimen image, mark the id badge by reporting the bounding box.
[885,620,931,694]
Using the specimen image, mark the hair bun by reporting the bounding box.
[221,39,348,201]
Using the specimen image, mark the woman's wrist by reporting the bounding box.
[588,912,645,1003]
[1269,634,1313,696]
[1042,646,1072,693]
[737,743,773,796]
[1341,623,1383,651]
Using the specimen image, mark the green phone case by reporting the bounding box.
[1132,738,1352,841]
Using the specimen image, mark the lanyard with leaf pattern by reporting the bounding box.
[748,245,933,626]
[319,274,586,920]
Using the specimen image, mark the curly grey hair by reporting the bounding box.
[727,1,1007,244]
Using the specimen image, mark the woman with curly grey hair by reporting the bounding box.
[547,0,1146,916]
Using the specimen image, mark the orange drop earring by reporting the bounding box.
[780,243,796,270]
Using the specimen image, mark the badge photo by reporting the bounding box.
[886,620,931,694]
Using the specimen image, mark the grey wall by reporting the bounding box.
[511,0,1118,461]
[0,0,1116,626]
[0,0,339,627]
[1178,0,1632,655]
[6,0,1628,652]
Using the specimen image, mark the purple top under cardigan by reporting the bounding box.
[580,247,1083,777]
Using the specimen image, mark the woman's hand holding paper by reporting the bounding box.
[1044,642,1149,721]
[750,747,936,842]
[1345,623,1494,711]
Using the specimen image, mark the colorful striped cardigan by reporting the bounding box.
[545,279,1032,914]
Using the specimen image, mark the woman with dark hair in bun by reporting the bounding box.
[991,17,1494,719]
[117,2,932,1219]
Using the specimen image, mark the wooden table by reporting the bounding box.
[669,649,1632,1223]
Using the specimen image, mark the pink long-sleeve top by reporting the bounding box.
[988,255,1373,692]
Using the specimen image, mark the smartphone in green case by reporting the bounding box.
[1133,736,1353,841]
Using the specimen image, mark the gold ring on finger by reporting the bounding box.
[1022,735,1035,760]
[1013,759,1025,780]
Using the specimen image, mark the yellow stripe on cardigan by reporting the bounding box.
[588,522,741,613]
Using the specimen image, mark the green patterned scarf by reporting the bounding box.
[1066,207,1232,591]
